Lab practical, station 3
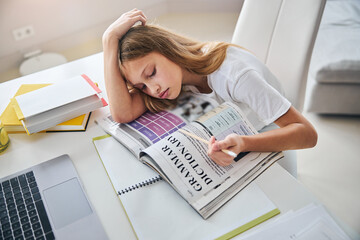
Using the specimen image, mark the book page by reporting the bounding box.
[188,102,262,178]
[96,111,186,157]
[195,102,257,138]
[140,125,224,203]
[140,102,268,204]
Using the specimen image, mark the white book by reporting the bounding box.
[11,74,107,134]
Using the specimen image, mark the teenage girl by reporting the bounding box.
[102,9,317,167]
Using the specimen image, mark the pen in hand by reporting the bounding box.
[178,129,237,158]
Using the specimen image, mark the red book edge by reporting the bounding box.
[81,74,108,107]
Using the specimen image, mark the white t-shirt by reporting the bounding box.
[185,46,291,131]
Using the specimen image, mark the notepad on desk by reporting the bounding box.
[0,83,91,133]
[93,134,280,240]
[9,74,107,134]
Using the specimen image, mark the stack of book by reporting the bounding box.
[0,74,107,135]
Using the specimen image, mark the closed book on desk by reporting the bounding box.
[10,74,107,134]
[93,134,280,240]
[0,84,91,133]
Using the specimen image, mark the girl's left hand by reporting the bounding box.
[207,134,246,166]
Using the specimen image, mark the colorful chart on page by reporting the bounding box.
[127,111,186,143]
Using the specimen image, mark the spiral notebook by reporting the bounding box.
[93,134,280,240]
[93,134,162,197]
[118,175,162,196]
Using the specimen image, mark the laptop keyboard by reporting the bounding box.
[0,171,55,240]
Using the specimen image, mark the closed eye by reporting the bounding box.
[140,84,147,91]
[149,67,156,78]
[136,67,155,91]
[133,83,147,91]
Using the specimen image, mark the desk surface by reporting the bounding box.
[0,53,356,240]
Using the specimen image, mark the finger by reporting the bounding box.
[138,15,147,26]
[208,136,215,151]
[215,140,231,151]
[128,15,147,26]
[208,146,222,160]
[213,142,220,151]
[209,152,233,166]
[129,9,147,20]
[207,145,215,156]
[218,158,234,167]
[124,9,137,17]
[129,8,140,14]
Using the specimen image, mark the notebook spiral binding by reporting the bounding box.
[117,175,163,195]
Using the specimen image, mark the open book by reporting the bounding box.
[96,94,283,219]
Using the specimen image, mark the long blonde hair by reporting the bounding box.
[118,24,233,112]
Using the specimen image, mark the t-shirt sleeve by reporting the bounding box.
[232,69,291,125]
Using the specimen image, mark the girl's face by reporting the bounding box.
[121,52,183,100]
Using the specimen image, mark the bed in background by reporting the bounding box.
[306,0,360,115]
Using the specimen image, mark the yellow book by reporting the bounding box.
[0,84,91,133]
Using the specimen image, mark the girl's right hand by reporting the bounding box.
[103,9,147,41]
[208,134,246,166]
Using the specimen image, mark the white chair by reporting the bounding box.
[231,0,326,177]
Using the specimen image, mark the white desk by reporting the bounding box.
[0,53,356,240]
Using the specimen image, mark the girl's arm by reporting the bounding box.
[103,9,147,123]
[208,106,318,166]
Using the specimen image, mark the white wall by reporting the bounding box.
[0,0,242,76]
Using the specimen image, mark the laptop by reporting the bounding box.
[0,154,108,240]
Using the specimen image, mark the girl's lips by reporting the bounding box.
[159,88,169,99]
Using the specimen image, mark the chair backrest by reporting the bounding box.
[232,0,326,112]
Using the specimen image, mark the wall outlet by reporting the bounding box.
[12,25,35,41]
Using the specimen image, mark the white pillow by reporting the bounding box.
[309,0,360,84]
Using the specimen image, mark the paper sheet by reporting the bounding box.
[236,204,350,240]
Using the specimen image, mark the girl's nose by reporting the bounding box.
[149,83,160,96]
